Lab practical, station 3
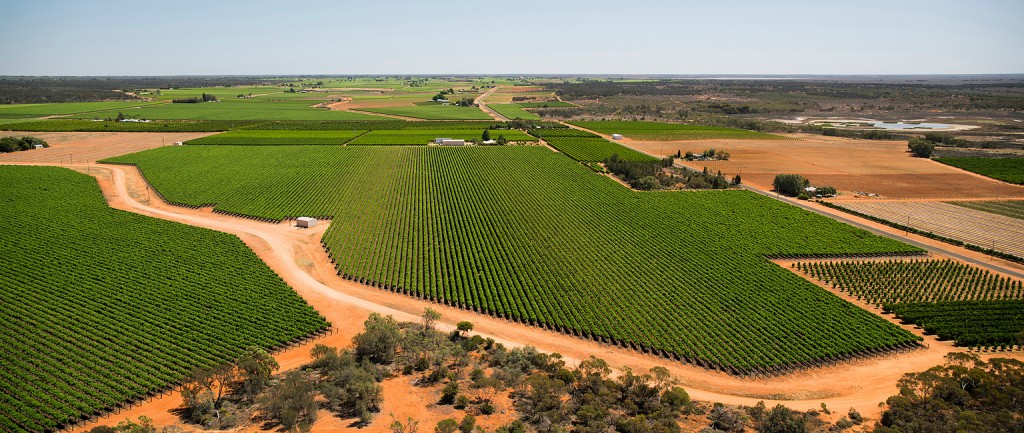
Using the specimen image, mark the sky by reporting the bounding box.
[1,0,1022,76]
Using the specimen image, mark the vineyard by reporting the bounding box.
[107,145,923,374]
[835,201,1024,259]
[355,104,494,120]
[0,166,330,433]
[185,130,364,145]
[947,200,1024,220]
[529,128,656,162]
[569,121,784,140]
[348,129,536,145]
[489,103,541,120]
[794,259,1024,347]
[935,157,1024,185]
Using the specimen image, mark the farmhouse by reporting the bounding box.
[296,217,317,228]
[440,139,466,146]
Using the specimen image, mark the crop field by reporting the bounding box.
[185,130,363,145]
[355,104,494,120]
[489,104,541,120]
[516,101,575,108]
[0,166,329,433]
[947,200,1024,220]
[0,101,162,119]
[72,100,387,121]
[0,119,254,132]
[935,157,1024,185]
[795,259,1024,346]
[836,201,1024,259]
[886,301,1024,347]
[570,121,784,140]
[348,129,536,145]
[530,128,656,162]
[106,145,922,374]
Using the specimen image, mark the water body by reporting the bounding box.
[870,121,953,130]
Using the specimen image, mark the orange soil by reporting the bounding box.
[0,131,214,164]
[620,133,1024,200]
[12,161,1013,433]
[496,86,543,93]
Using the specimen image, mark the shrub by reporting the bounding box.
[772,174,809,196]
[907,137,934,158]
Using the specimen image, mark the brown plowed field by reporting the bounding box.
[0,131,214,164]
[622,133,1024,200]
[838,200,1024,258]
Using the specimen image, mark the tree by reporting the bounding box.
[496,135,508,145]
[907,137,934,158]
[731,174,742,185]
[456,321,474,337]
[391,417,419,433]
[260,370,318,432]
[422,308,442,333]
[772,174,808,197]
[459,415,476,433]
[436,419,459,433]
[709,404,745,432]
[182,363,236,414]
[440,381,459,404]
[758,405,806,433]
[354,313,401,364]
[236,346,279,402]
[482,130,491,141]
[0,137,17,153]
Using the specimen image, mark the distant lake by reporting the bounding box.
[870,121,953,130]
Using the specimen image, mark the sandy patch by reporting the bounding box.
[0,131,215,164]
[617,134,1024,200]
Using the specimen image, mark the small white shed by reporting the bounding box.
[440,139,465,146]
[611,133,624,140]
[434,137,453,144]
[296,217,317,228]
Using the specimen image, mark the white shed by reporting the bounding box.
[611,133,624,140]
[434,137,453,144]
[440,139,466,146]
[296,217,317,228]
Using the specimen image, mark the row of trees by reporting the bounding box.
[0,136,47,153]
[172,93,217,103]
[907,137,935,158]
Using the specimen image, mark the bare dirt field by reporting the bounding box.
[622,133,1024,200]
[0,131,213,164]
[837,200,1024,258]
[20,161,1017,432]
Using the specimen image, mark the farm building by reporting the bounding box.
[440,139,466,146]
[611,134,624,140]
[296,217,317,228]
[434,137,453,144]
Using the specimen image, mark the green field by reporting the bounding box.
[570,121,785,140]
[530,128,656,162]
[490,104,541,120]
[71,99,387,121]
[0,166,329,433]
[356,104,494,120]
[0,119,254,132]
[796,259,1024,347]
[0,101,162,119]
[886,301,1024,347]
[516,101,575,108]
[935,157,1024,185]
[106,145,921,374]
[349,129,536,145]
[947,200,1024,220]
[186,130,364,145]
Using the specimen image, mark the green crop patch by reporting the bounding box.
[186,130,364,145]
[516,101,575,108]
[0,119,255,132]
[490,104,541,120]
[570,121,785,140]
[71,99,389,121]
[349,129,536,145]
[0,166,328,433]
[0,101,163,119]
[107,145,922,374]
[935,157,1024,185]
[797,259,1024,347]
[532,129,656,162]
[356,105,494,120]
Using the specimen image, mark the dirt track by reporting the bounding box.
[4,160,1008,432]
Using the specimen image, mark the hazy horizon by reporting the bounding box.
[2,0,1022,76]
